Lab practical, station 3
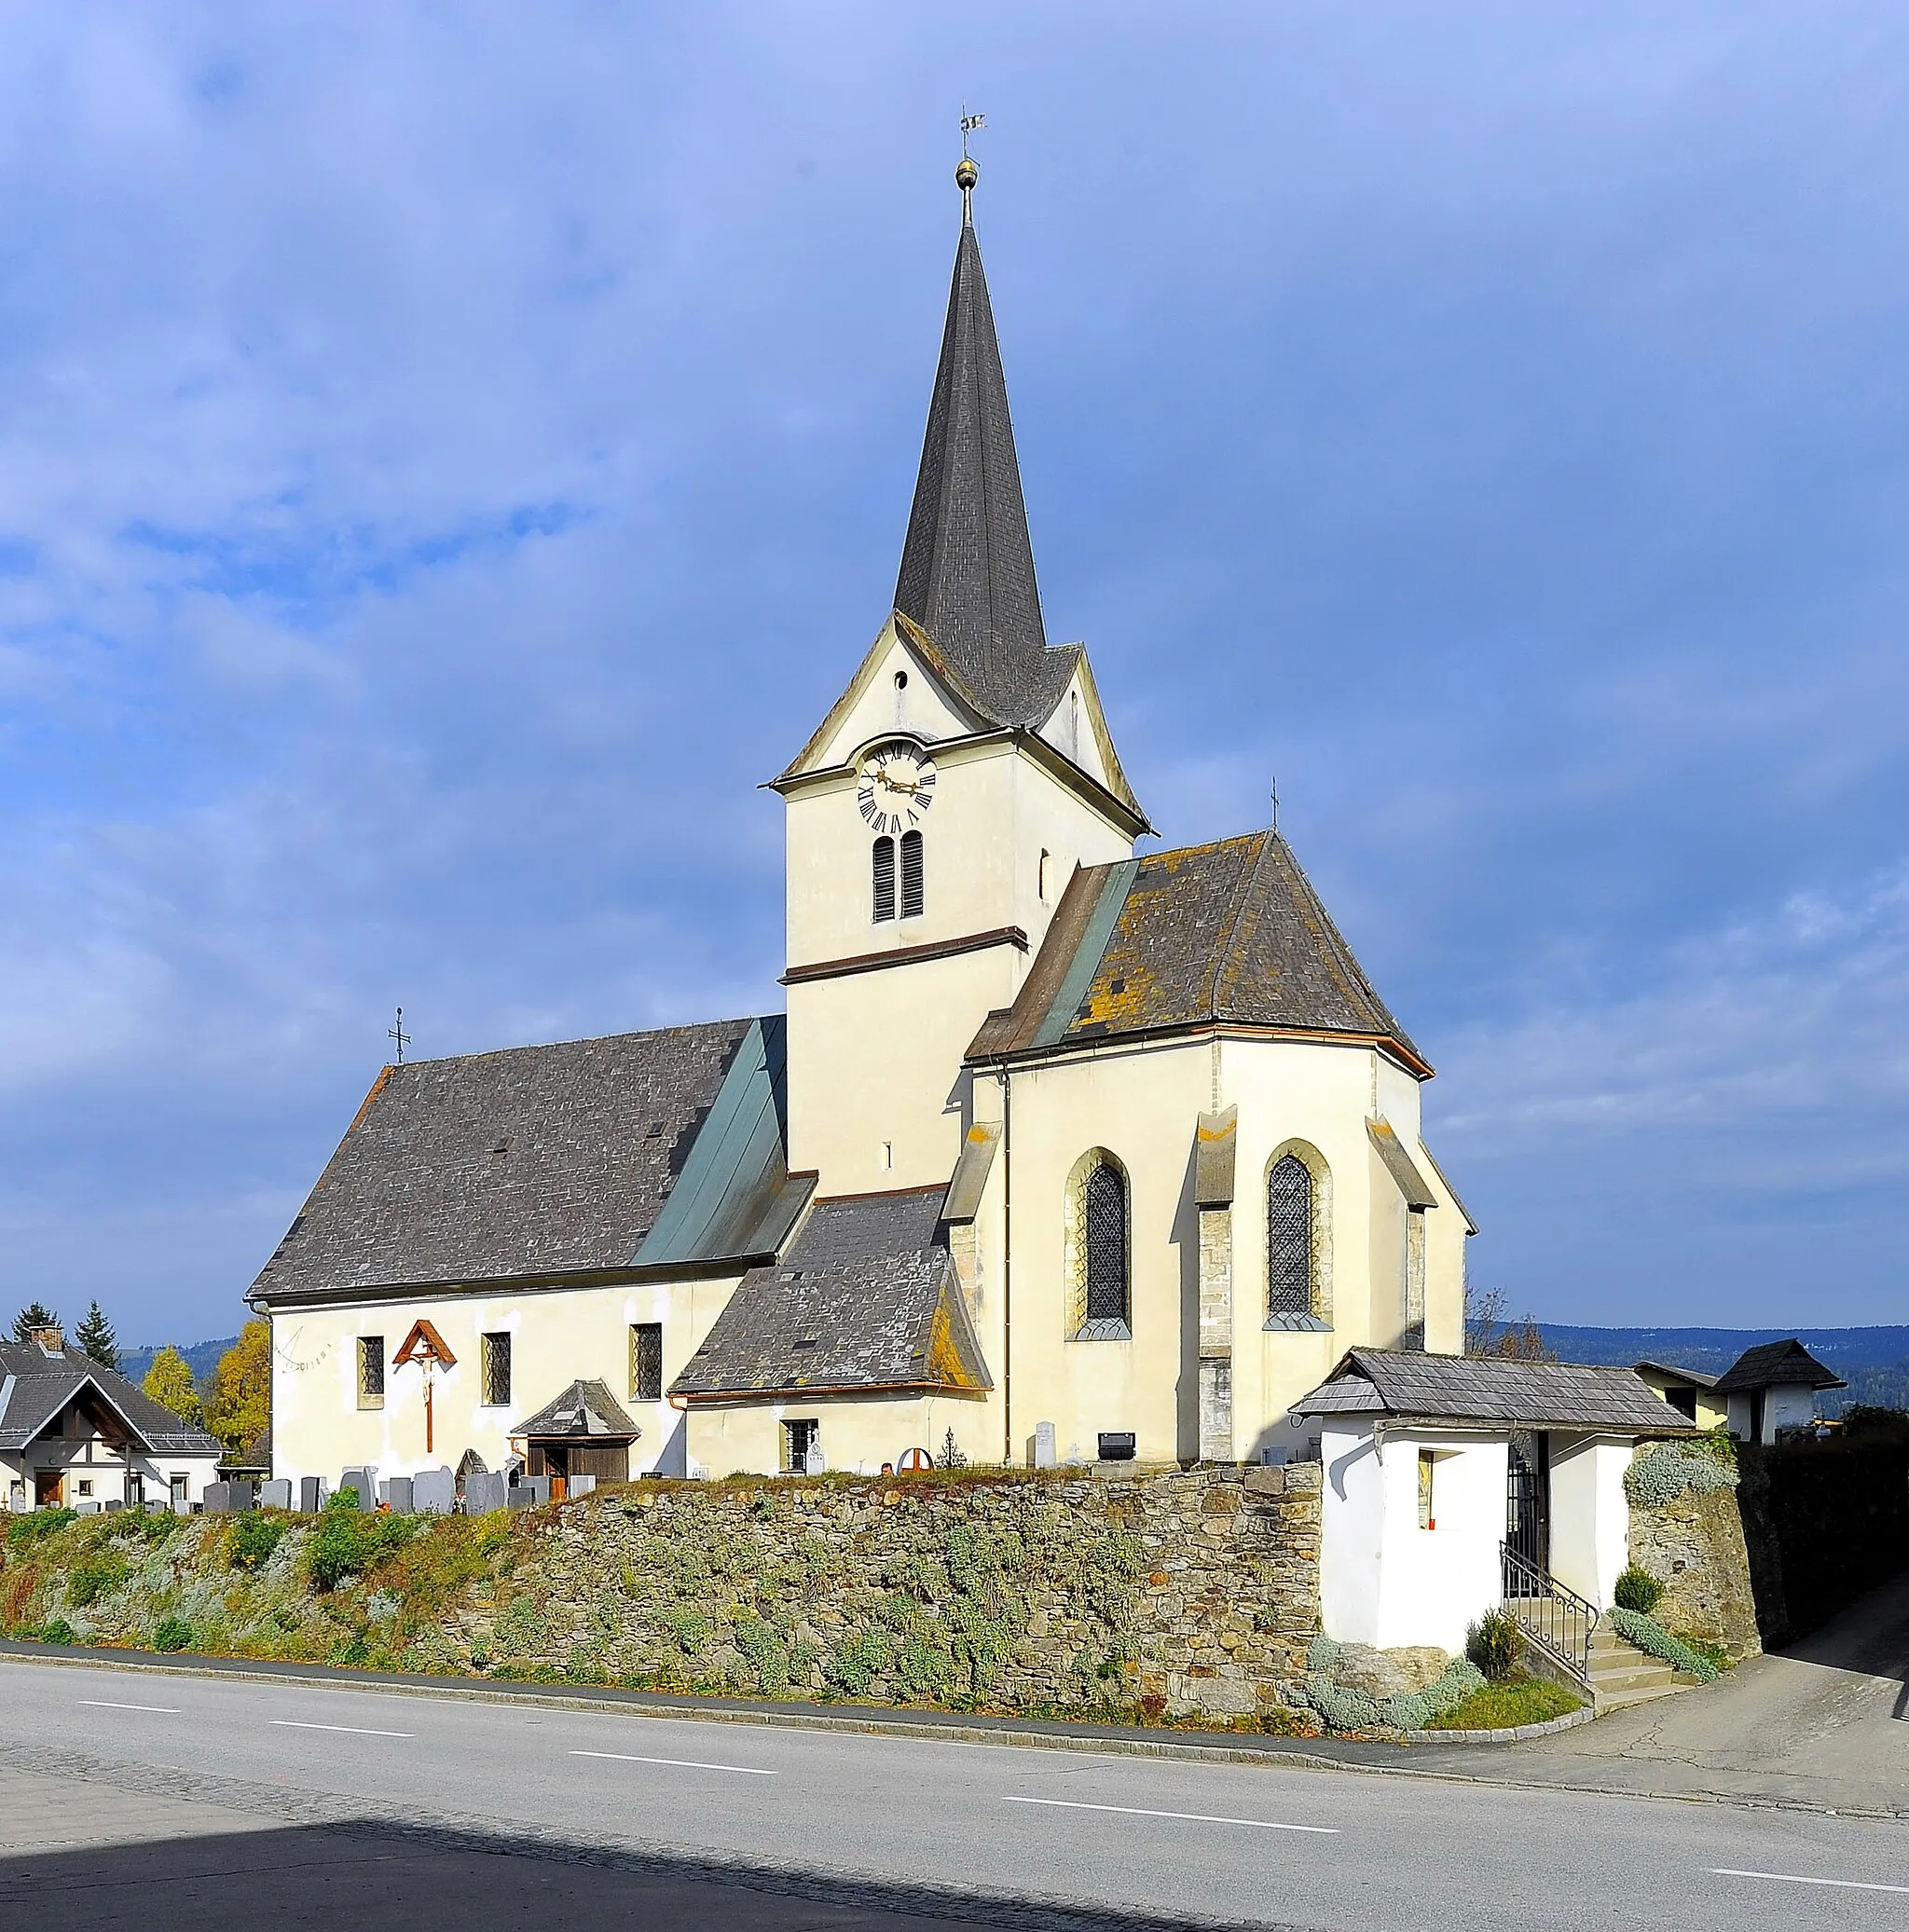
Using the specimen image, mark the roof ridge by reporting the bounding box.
[1207,829,1275,1020]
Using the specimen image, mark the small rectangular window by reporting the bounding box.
[481,1331,512,1407]
[630,1322,663,1403]
[780,1418,819,1474]
[357,1336,385,1409]
[76,1479,92,1497]
[900,829,924,919]
[1418,1449,1435,1530]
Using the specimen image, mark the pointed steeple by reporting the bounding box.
[893,163,1065,726]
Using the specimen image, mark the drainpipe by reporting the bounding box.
[998,1061,1013,1468]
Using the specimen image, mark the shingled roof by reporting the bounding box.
[250,1017,805,1305]
[1713,1339,1847,1394]
[891,200,1078,732]
[0,1340,223,1457]
[668,1192,990,1402]
[1290,1350,1696,1435]
[513,1378,640,1443]
[968,832,1424,1071]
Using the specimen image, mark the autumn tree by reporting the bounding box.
[143,1346,203,1427]
[76,1300,119,1370]
[10,1300,61,1343]
[1463,1285,1555,1362]
[205,1321,271,1456]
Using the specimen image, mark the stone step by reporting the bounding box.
[1596,1678,1687,1713]
[1591,1662,1679,1696]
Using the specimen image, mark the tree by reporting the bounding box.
[205,1321,271,1456]
[10,1300,62,1343]
[75,1300,118,1371]
[143,1346,203,1427]
[1463,1284,1555,1363]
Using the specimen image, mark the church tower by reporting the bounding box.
[775,162,1149,1196]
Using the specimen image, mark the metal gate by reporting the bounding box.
[1504,1430,1549,1574]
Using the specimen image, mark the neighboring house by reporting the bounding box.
[253,171,1476,1487]
[1713,1339,1846,1444]
[1632,1360,1728,1432]
[0,1328,224,1512]
[1290,1351,1695,1652]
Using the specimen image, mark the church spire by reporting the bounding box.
[892,158,1052,720]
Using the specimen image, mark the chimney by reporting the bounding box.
[30,1326,63,1356]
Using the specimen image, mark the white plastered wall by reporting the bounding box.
[3,1444,221,1512]
[1319,1422,1508,1653]
[267,1272,743,1487]
[682,1391,989,1477]
[1547,1434,1634,1609]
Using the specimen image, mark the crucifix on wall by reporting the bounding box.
[392,1320,458,1455]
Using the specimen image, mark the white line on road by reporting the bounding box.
[82,1700,180,1714]
[1003,1797,1337,1834]
[1712,1869,1909,1896]
[570,1749,776,1776]
[268,1720,415,1738]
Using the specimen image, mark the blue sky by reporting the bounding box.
[2,4,1905,1342]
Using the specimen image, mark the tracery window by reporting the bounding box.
[872,836,896,923]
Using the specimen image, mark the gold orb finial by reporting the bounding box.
[955,156,978,192]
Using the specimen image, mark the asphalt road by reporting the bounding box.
[2,1657,1905,1929]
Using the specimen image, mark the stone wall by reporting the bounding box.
[1627,1482,1760,1663]
[446,1464,1322,1719]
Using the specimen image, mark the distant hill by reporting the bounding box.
[117,1336,238,1390]
[1537,1323,1909,1416]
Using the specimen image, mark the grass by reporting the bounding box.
[1424,1670,1586,1732]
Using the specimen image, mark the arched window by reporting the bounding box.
[1065,1151,1131,1338]
[1267,1151,1322,1322]
[872,836,896,923]
[900,829,924,919]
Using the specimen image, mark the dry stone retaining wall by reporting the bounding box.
[1626,1481,1761,1662]
[462,1464,1321,1719]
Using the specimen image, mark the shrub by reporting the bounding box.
[67,1550,131,1608]
[1296,1653,1486,1733]
[228,1514,290,1571]
[1608,1606,1718,1680]
[1624,1443,1737,1509]
[1465,1608,1521,1681]
[304,1497,418,1592]
[7,1507,77,1550]
[37,1617,76,1646]
[1613,1566,1664,1615]
[152,1617,194,1652]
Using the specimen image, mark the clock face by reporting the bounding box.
[856,739,937,835]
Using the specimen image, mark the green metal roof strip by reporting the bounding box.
[637,1016,790,1267]
[1032,858,1139,1048]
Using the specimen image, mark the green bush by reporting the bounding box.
[152,1617,194,1653]
[7,1507,77,1550]
[228,1513,290,1571]
[1608,1606,1718,1680]
[36,1617,76,1646]
[1613,1566,1664,1615]
[304,1497,418,1592]
[1465,1607,1522,1681]
[67,1549,131,1608]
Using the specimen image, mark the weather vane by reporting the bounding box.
[960,106,985,158]
[389,1006,411,1066]
[1270,774,1280,835]
[957,106,985,219]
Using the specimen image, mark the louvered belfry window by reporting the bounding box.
[1268,1154,1314,1316]
[900,829,925,919]
[872,836,896,922]
[1083,1161,1129,1325]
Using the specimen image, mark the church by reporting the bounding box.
[254,161,1478,1491]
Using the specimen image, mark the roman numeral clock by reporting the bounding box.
[856,739,936,837]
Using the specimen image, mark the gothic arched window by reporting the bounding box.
[1267,1152,1315,1318]
[872,836,896,923]
[1065,1151,1132,1338]
[900,829,924,919]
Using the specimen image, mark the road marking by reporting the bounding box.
[83,1700,180,1714]
[1712,1869,1909,1896]
[268,1720,414,1738]
[570,1749,776,1776]
[1003,1797,1337,1834]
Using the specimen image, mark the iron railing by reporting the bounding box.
[1501,1541,1597,1690]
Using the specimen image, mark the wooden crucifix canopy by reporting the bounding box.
[392,1319,457,1369]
